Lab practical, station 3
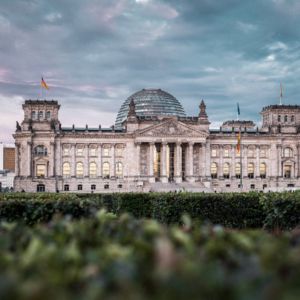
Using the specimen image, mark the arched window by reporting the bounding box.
[116,162,123,178]
[31,111,36,120]
[46,111,51,119]
[248,163,254,178]
[223,163,230,179]
[211,162,217,178]
[38,111,44,119]
[260,163,266,178]
[284,147,293,158]
[284,165,292,178]
[62,162,71,178]
[34,145,47,156]
[235,163,241,179]
[76,162,84,178]
[102,162,110,178]
[89,162,97,178]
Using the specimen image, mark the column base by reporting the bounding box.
[160,176,168,183]
[149,177,155,183]
[186,176,195,183]
[174,176,182,183]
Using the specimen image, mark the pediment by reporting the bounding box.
[137,120,208,138]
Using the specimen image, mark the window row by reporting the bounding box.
[211,147,295,158]
[211,147,268,158]
[62,162,123,178]
[63,183,123,191]
[278,115,295,123]
[210,162,267,179]
[31,111,51,120]
[63,146,123,157]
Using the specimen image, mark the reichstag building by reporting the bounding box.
[14,88,300,192]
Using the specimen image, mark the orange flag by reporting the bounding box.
[41,77,49,90]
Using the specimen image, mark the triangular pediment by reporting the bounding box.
[137,119,208,138]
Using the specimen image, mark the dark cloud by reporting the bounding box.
[0,0,300,142]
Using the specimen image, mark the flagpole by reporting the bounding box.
[240,126,243,191]
[279,83,283,105]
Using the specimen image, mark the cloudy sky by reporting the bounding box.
[1,0,300,142]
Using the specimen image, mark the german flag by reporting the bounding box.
[41,77,49,90]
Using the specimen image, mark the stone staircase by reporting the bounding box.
[148,181,211,193]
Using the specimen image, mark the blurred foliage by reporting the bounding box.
[0,212,300,299]
[1,191,300,229]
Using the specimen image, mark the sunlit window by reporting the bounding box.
[116,162,123,177]
[36,164,46,177]
[38,111,44,119]
[248,147,255,157]
[76,162,84,178]
[115,147,123,157]
[248,163,254,179]
[284,165,292,178]
[63,146,70,156]
[31,111,36,119]
[260,163,266,178]
[223,163,230,179]
[223,149,230,157]
[235,163,241,179]
[211,162,217,178]
[89,162,97,178]
[102,162,110,178]
[63,162,71,178]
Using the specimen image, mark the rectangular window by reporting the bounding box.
[77,184,83,191]
[63,147,70,156]
[104,184,109,189]
[36,164,46,177]
[223,149,230,157]
[64,184,69,191]
[90,148,97,156]
[250,184,255,189]
[103,148,110,156]
[76,147,83,156]
[211,149,217,157]
[91,184,96,190]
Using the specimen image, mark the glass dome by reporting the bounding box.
[115,89,186,128]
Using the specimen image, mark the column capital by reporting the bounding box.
[188,142,194,146]
[162,141,168,146]
[149,142,155,146]
[176,141,182,146]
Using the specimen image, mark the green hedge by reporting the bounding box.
[1,212,300,299]
[1,192,300,229]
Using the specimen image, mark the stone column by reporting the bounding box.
[160,142,168,183]
[149,142,155,183]
[219,145,223,178]
[187,142,194,182]
[56,140,61,177]
[205,142,211,178]
[111,144,115,178]
[50,142,55,177]
[277,145,282,177]
[297,144,300,178]
[27,142,32,177]
[84,144,89,177]
[15,143,20,177]
[231,146,235,178]
[175,142,182,183]
[256,146,260,177]
[135,142,141,178]
[71,144,76,177]
[98,144,102,177]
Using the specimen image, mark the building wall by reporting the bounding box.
[13,100,300,193]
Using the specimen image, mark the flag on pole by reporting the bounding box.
[41,77,49,90]
[237,102,240,116]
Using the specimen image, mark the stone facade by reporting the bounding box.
[13,97,300,193]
